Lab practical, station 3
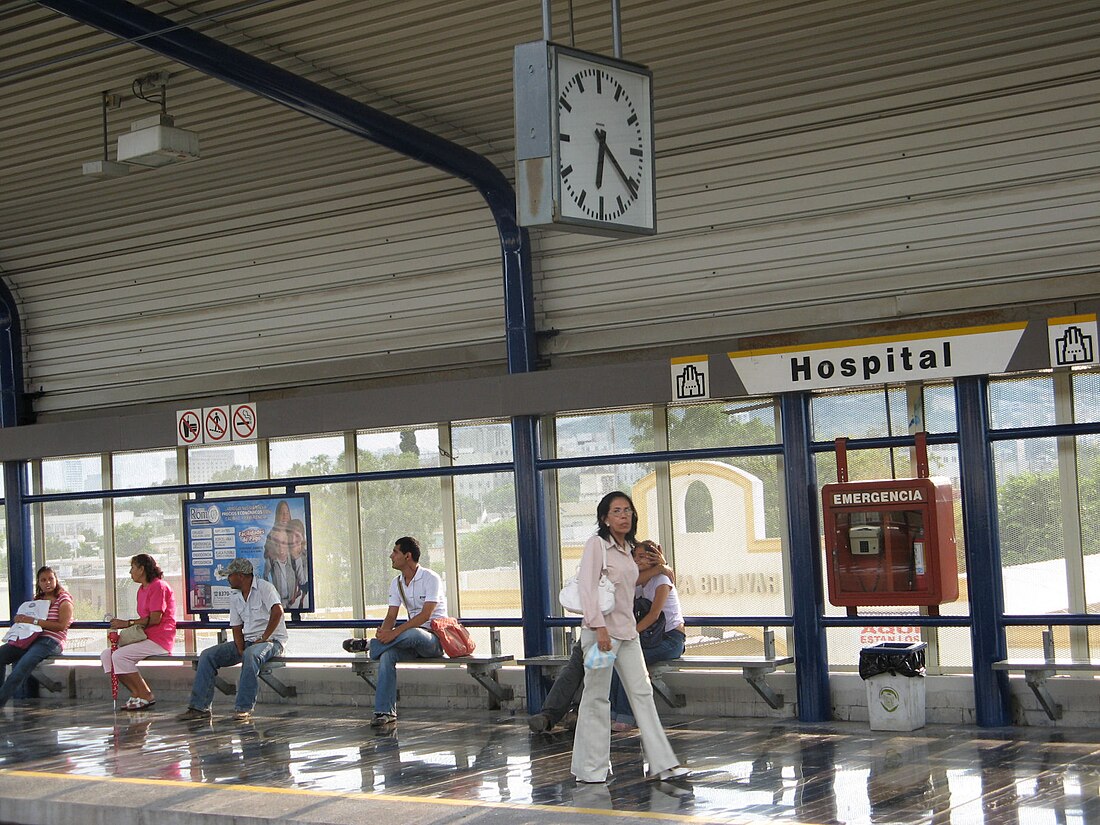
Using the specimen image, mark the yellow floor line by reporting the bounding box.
[0,768,758,824]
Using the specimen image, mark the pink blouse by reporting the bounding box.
[579,533,639,641]
[137,578,177,652]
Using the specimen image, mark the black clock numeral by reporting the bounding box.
[629,147,643,156]
[627,114,638,126]
[577,190,587,208]
[614,86,622,102]
[560,133,570,142]
[576,78,585,94]
[616,196,625,213]
[627,178,639,197]
[561,164,573,178]
[560,96,571,113]
[599,196,605,220]
[596,72,602,94]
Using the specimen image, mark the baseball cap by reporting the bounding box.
[225,558,253,576]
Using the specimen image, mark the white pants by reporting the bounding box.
[570,630,680,782]
[101,638,165,675]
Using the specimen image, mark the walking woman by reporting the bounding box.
[571,491,689,784]
[0,566,74,707]
[101,553,177,710]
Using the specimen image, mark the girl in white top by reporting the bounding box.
[610,539,687,730]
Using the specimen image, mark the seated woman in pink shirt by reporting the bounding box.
[101,553,177,710]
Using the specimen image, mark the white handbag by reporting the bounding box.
[559,546,616,615]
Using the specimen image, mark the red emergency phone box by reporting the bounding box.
[821,477,959,608]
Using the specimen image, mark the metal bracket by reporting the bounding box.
[466,661,514,709]
[744,666,785,709]
[1024,669,1063,721]
[648,664,686,709]
[259,662,296,699]
[30,669,63,694]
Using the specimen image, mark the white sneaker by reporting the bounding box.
[656,766,691,781]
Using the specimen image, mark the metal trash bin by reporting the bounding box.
[859,642,927,731]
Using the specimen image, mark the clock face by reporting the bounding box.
[554,51,653,232]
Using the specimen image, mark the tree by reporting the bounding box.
[459,517,519,571]
[114,522,156,558]
[996,470,1062,566]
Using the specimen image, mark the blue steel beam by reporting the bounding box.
[0,281,31,610]
[954,376,1012,727]
[780,392,830,722]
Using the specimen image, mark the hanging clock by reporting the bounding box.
[515,42,656,237]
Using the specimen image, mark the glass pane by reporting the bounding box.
[455,472,519,614]
[556,408,654,457]
[815,447,896,487]
[359,478,444,616]
[988,373,1055,429]
[812,388,889,441]
[1079,435,1100,611]
[269,435,347,478]
[358,426,440,469]
[452,419,513,464]
[1074,369,1100,424]
[187,443,259,485]
[0,509,7,622]
[922,382,957,433]
[667,398,777,450]
[666,458,786,617]
[268,438,352,615]
[887,386,910,436]
[556,463,656,587]
[42,455,102,492]
[994,439,1065,614]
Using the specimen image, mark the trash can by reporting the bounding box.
[859,642,927,731]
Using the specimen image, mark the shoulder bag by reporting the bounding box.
[396,578,476,658]
[633,596,667,649]
[118,622,147,647]
[559,545,615,615]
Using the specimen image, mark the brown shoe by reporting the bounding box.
[176,707,211,721]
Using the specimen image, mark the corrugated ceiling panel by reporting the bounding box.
[1,0,1098,415]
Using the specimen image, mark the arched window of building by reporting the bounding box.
[685,480,714,533]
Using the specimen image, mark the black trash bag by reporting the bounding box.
[858,642,927,679]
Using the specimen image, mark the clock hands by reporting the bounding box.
[594,128,639,198]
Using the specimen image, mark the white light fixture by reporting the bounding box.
[81,92,130,179]
[115,72,200,168]
[117,112,200,167]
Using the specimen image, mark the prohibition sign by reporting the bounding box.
[204,407,229,442]
[178,411,201,445]
[232,404,257,440]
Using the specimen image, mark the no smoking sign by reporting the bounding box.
[232,403,258,440]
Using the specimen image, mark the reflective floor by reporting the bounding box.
[2,698,1099,824]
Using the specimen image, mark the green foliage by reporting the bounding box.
[114,521,155,559]
[459,517,519,571]
[997,471,1063,566]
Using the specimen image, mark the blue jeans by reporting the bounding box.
[0,637,62,707]
[610,630,686,725]
[187,639,283,713]
[369,628,442,715]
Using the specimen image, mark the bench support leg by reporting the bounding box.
[648,666,686,709]
[29,669,63,694]
[466,663,514,709]
[259,670,297,699]
[352,661,378,692]
[744,667,785,709]
[1024,670,1062,721]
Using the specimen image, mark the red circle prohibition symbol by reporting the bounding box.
[178,412,200,444]
[205,408,228,439]
[233,406,256,439]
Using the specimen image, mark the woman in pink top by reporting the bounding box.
[570,492,689,785]
[101,553,177,710]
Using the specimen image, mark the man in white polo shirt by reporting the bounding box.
[368,536,447,726]
[177,557,288,723]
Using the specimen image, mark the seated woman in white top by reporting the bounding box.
[610,539,686,731]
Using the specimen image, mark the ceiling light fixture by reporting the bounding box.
[116,71,200,168]
[81,92,130,179]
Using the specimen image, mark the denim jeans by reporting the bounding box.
[539,640,585,724]
[0,636,62,707]
[187,639,283,713]
[610,629,686,725]
[369,628,442,715]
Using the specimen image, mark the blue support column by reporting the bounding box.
[512,415,552,710]
[780,392,830,722]
[4,461,33,613]
[955,376,1012,727]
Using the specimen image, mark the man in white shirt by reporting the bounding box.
[368,536,448,726]
[178,557,288,722]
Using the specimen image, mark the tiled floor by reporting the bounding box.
[1,698,1099,824]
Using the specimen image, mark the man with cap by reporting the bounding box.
[178,557,288,722]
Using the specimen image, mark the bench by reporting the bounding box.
[519,629,792,710]
[33,651,515,708]
[992,629,1099,721]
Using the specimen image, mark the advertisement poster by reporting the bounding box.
[182,493,313,615]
